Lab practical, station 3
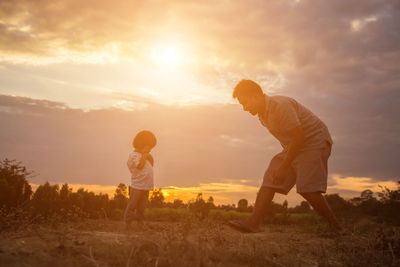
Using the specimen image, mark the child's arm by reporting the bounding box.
[127,154,136,171]
[147,154,154,166]
[137,153,154,170]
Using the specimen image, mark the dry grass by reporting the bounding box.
[1,217,400,267]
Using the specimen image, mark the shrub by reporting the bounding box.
[188,193,212,220]
[0,159,32,211]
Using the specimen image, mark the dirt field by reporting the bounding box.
[0,219,399,266]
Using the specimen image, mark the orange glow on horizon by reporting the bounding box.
[29,176,398,206]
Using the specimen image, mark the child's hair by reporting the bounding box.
[133,130,157,150]
[232,79,263,99]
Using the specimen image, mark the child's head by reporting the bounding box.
[132,130,157,152]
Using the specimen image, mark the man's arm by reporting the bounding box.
[273,126,304,183]
[282,125,305,167]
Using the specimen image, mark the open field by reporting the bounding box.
[1,217,399,267]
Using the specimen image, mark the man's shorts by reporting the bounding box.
[262,142,332,195]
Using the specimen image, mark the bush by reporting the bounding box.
[188,193,213,220]
[0,159,32,211]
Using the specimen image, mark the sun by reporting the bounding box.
[150,44,182,68]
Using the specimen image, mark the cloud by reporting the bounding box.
[329,174,398,193]
[1,1,399,120]
[2,1,398,125]
[1,1,397,70]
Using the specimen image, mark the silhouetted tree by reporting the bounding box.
[171,199,185,208]
[325,193,354,217]
[282,200,288,211]
[112,183,128,209]
[290,200,311,213]
[375,182,400,223]
[58,183,73,210]
[31,182,60,217]
[263,201,286,223]
[0,159,32,211]
[378,182,400,202]
[237,198,248,212]
[149,188,164,208]
[300,201,311,213]
[60,183,72,201]
[189,193,211,220]
[361,189,374,201]
[207,196,215,209]
[68,188,108,218]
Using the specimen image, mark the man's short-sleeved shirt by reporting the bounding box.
[258,94,333,151]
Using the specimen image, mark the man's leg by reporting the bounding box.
[229,152,291,232]
[300,192,343,231]
[244,186,275,231]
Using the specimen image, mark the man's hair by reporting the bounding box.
[133,130,157,149]
[232,79,263,99]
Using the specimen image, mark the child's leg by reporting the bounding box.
[135,190,149,224]
[124,187,139,227]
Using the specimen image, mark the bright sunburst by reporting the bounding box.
[151,44,182,68]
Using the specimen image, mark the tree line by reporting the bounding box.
[1,159,400,225]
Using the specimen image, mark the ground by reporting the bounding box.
[0,219,399,266]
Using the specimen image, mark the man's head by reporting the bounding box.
[233,79,265,116]
[133,130,157,152]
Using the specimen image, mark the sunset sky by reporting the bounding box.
[1,0,399,206]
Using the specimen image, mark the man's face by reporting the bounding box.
[238,95,262,116]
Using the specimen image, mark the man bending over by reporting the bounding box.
[229,79,343,234]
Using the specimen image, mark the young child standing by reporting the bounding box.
[124,130,157,230]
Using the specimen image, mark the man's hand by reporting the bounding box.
[273,165,289,185]
[273,125,304,184]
